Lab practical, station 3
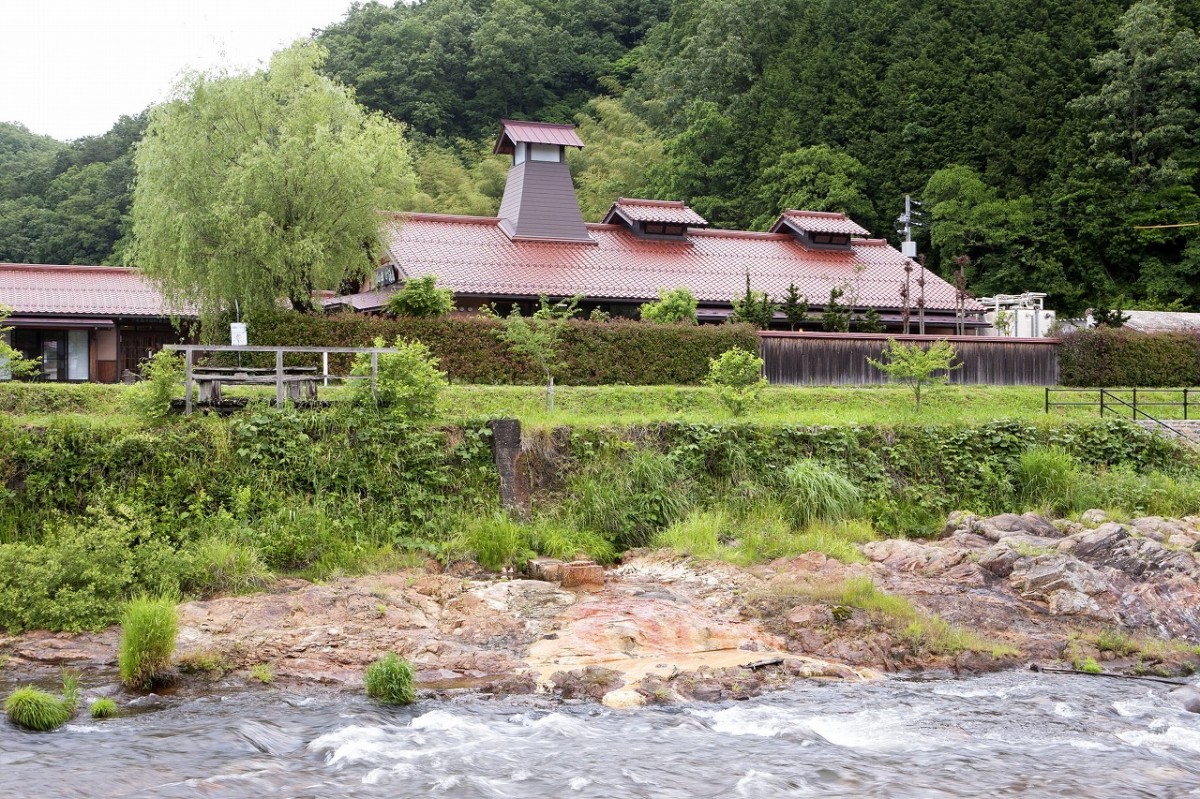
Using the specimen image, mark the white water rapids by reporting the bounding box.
[3,671,1200,797]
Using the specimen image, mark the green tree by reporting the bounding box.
[385,276,455,317]
[639,286,698,324]
[492,295,581,411]
[821,286,851,332]
[781,283,808,331]
[568,98,665,221]
[705,346,767,417]
[867,339,961,411]
[731,273,777,328]
[752,144,875,230]
[129,42,415,316]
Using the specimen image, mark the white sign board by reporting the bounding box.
[230,322,248,347]
[901,241,918,258]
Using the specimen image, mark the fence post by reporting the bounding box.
[1186,388,1190,421]
[275,349,284,408]
[1044,386,1049,414]
[184,348,193,417]
[370,351,379,404]
[1132,387,1138,419]
[1099,390,1106,418]
[322,351,329,387]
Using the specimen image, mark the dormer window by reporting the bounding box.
[602,198,708,240]
[768,210,869,249]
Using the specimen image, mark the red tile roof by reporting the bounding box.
[377,213,981,312]
[494,120,585,154]
[603,198,709,227]
[0,264,196,317]
[772,210,872,236]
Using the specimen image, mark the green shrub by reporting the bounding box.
[0,506,186,633]
[775,459,862,527]
[1015,447,1079,515]
[125,349,185,423]
[364,652,416,705]
[185,537,273,596]
[239,309,759,385]
[705,347,767,417]
[118,595,178,690]
[640,287,698,324]
[384,275,455,318]
[350,336,448,421]
[1059,329,1200,387]
[90,698,118,719]
[1074,466,1200,518]
[4,686,71,731]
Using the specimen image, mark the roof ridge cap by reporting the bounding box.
[399,212,500,225]
[785,209,847,219]
[499,118,577,130]
[617,197,686,208]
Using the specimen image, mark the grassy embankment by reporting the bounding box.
[2,381,1185,426]
[0,381,1197,639]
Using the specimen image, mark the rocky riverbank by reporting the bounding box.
[4,510,1200,708]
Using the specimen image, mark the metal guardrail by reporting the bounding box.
[164,344,401,415]
[1045,387,1200,444]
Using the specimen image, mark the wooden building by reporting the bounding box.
[0,263,194,383]
[327,119,985,333]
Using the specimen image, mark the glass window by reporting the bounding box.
[41,336,62,381]
[68,329,89,381]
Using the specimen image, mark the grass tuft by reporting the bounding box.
[89,698,118,719]
[250,663,274,685]
[118,595,178,690]
[4,686,70,731]
[364,652,416,705]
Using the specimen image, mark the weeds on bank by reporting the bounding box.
[765,576,1016,658]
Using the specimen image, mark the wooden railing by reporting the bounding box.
[164,344,401,415]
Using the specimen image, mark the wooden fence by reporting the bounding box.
[759,332,1060,386]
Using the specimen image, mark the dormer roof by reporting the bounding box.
[602,198,709,227]
[769,210,871,237]
[493,119,585,155]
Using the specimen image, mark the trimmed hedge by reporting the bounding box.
[227,312,760,385]
[1059,329,1200,387]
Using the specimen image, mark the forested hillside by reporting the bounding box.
[3,0,1199,313]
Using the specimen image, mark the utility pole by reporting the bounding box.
[896,195,926,334]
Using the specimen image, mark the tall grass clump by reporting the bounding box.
[186,537,273,596]
[654,509,729,560]
[4,670,79,731]
[774,459,862,528]
[526,521,617,564]
[568,450,693,551]
[452,512,533,571]
[1075,466,1200,519]
[1015,447,1079,515]
[4,687,70,731]
[118,595,178,690]
[364,653,416,705]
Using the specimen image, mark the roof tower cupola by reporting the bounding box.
[493,119,592,244]
[768,210,869,248]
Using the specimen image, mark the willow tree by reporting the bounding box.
[129,41,415,315]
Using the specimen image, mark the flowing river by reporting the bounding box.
[4,671,1200,798]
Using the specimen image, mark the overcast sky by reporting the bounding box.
[1,0,359,141]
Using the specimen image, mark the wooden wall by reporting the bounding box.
[760,332,1060,386]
